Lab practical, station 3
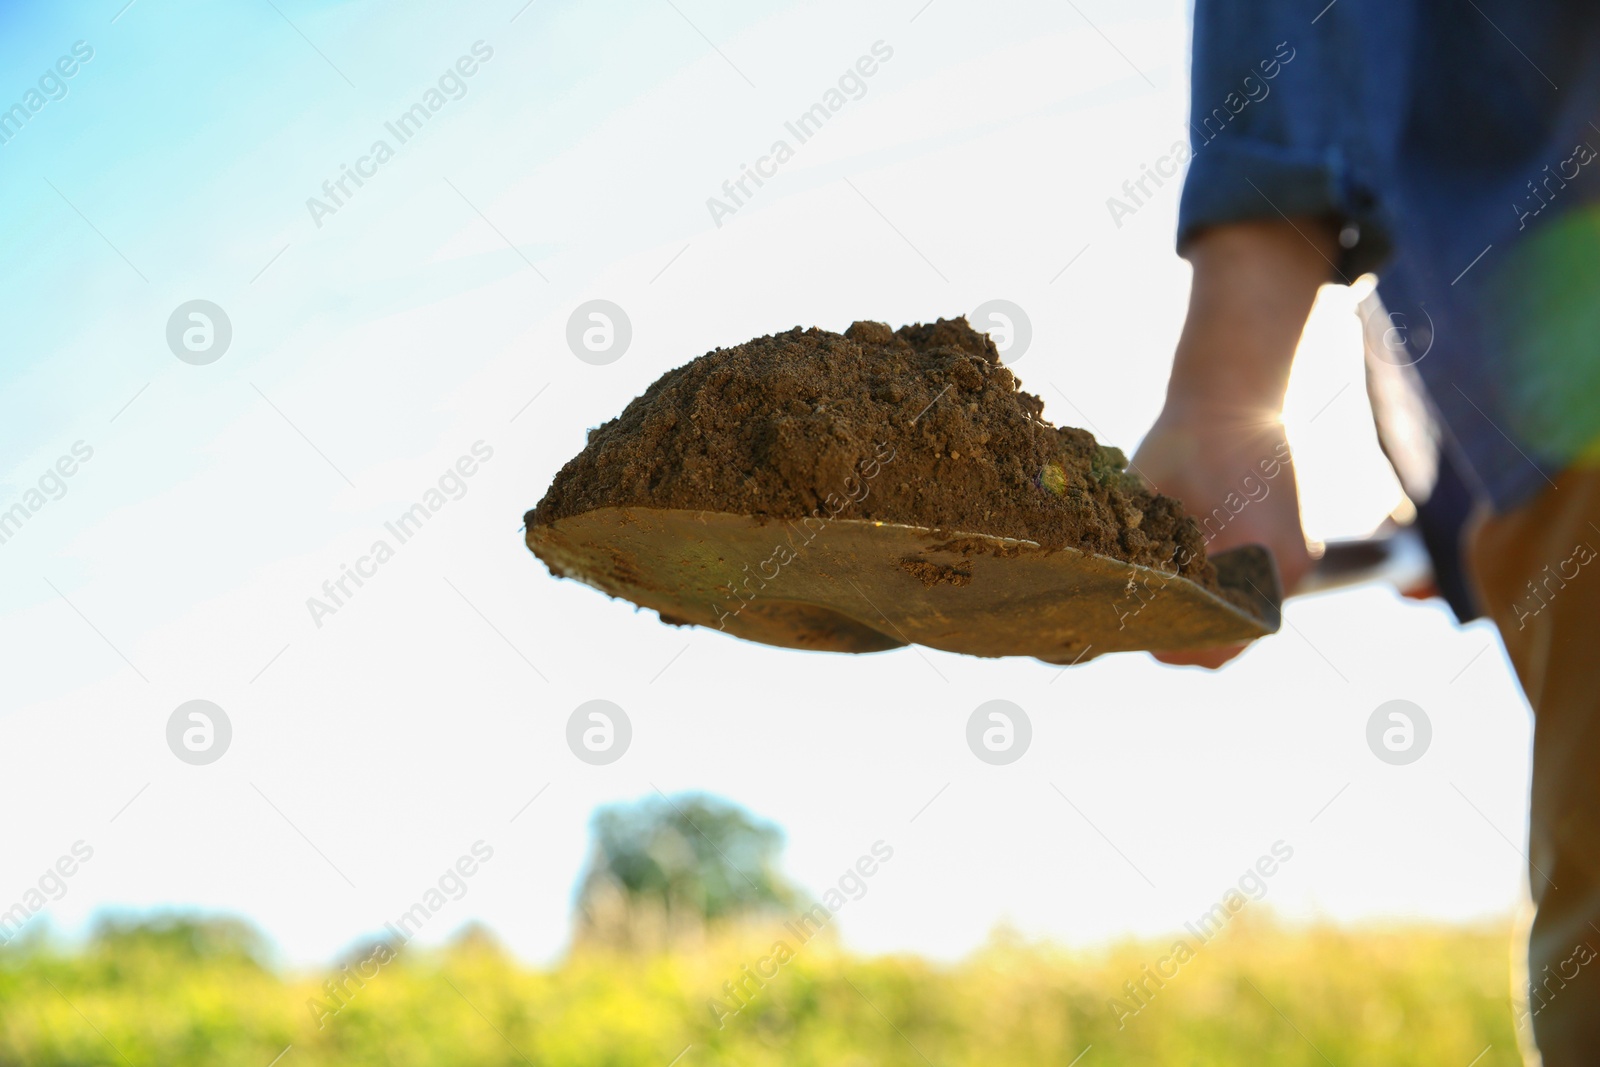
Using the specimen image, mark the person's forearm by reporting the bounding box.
[1162,218,1339,418]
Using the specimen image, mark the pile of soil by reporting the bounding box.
[529,317,1220,590]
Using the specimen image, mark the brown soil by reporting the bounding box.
[899,558,974,587]
[529,317,1220,590]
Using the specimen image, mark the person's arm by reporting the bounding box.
[1132,216,1338,667]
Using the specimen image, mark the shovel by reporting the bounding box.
[525,507,1425,664]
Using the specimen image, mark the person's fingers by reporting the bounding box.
[1150,643,1246,670]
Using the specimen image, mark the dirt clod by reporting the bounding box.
[529,318,1220,590]
[899,559,974,587]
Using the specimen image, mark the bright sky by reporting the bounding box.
[0,0,1531,968]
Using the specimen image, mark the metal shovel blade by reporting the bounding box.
[526,507,1282,664]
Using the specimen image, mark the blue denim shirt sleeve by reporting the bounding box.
[1177,0,1600,515]
[1178,0,1393,278]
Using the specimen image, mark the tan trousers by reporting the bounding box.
[1468,469,1600,1065]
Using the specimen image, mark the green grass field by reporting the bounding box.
[0,915,1523,1066]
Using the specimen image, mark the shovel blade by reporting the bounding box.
[527,507,1281,664]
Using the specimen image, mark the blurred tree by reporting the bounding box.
[87,912,271,978]
[574,793,799,948]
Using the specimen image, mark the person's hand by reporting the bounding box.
[1132,401,1312,668]
[1133,215,1338,668]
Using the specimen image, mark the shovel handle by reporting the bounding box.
[1296,524,1433,597]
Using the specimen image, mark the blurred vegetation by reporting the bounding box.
[574,793,800,950]
[0,799,1524,1062]
[0,912,1522,1066]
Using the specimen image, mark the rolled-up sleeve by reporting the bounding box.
[1178,0,1394,278]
